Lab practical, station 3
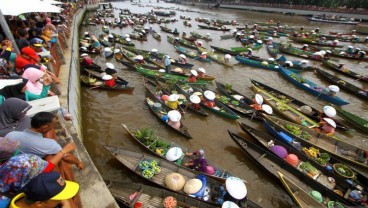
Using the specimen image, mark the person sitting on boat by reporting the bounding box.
[312,51,323,60]
[346,46,354,53]
[221,25,227,30]
[337,63,345,71]
[104,63,128,86]
[351,35,360,42]
[188,94,201,110]
[80,53,93,66]
[332,40,339,46]
[224,54,232,63]
[300,26,304,32]
[108,34,114,42]
[250,94,263,111]
[183,20,188,26]
[206,33,211,39]
[324,50,332,58]
[215,177,248,207]
[187,22,192,27]
[353,48,361,55]
[102,74,116,88]
[196,41,203,47]
[252,24,257,30]
[267,37,273,45]
[326,85,340,97]
[178,54,187,64]
[299,60,309,69]
[315,28,320,33]
[182,31,187,38]
[200,52,207,59]
[301,44,309,51]
[187,70,198,83]
[283,61,293,68]
[197,67,206,79]
[318,36,326,44]
[173,37,180,45]
[166,94,180,110]
[272,30,278,37]
[184,149,208,172]
[318,117,336,136]
[359,51,366,59]
[90,36,102,52]
[83,31,90,40]
[133,55,145,64]
[167,110,181,130]
[173,28,179,34]
[203,90,216,108]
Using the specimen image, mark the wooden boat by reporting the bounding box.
[83,69,128,85]
[146,97,192,139]
[98,34,110,47]
[316,68,368,100]
[231,43,263,52]
[235,56,301,73]
[289,37,344,48]
[104,179,216,208]
[330,49,368,61]
[102,26,109,34]
[80,62,101,71]
[128,33,148,41]
[336,108,368,134]
[123,124,236,182]
[308,17,359,25]
[182,35,197,42]
[121,46,166,59]
[241,122,368,205]
[210,45,240,56]
[160,25,179,35]
[266,42,279,57]
[80,75,134,93]
[220,34,234,40]
[118,50,161,71]
[277,172,327,208]
[263,115,368,169]
[190,32,213,41]
[197,24,231,31]
[322,60,368,83]
[227,131,356,207]
[111,33,135,46]
[279,67,349,106]
[251,81,318,128]
[167,36,197,49]
[197,47,233,67]
[174,46,211,63]
[152,31,161,40]
[279,44,321,61]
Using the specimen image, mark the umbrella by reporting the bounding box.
[0,0,61,16]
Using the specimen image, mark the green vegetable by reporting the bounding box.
[285,124,301,136]
[231,100,239,106]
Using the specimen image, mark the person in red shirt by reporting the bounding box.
[15,47,40,75]
[203,90,216,108]
[187,69,197,83]
[250,94,263,111]
[102,74,116,88]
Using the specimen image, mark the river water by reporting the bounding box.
[81,2,368,207]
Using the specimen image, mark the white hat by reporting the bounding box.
[103,37,108,42]
[106,63,115,69]
[180,54,186,59]
[151,48,158,52]
[225,177,247,200]
[303,83,311,88]
[268,37,273,41]
[323,117,336,128]
[326,50,331,53]
[232,29,237,32]
[232,95,244,101]
[104,47,112,52]
[204,90,215,100]
[356,48,361,51]
[159,69,166,73]
[320,50,326,55]
[359,51,366,54]
[268,58,275,62]
[257,40,263,44]
[125,34,130,38]
[328,85,340,93]
[80,53,88,57]
[262,104,273,115]
[248,48,253,52]
[197,41,203,45]
[206,33,211,36]
[80,46,87,50]
[323,106,336,118]
[126,38,131,42]
[138,33,143,36]
[222,201,239,208]
[174,68,183,73]
[168,94,179,102]
[175,37,180,40]
[102,74,113,81]
[190,70,198,76]
[114,49,120,54]
[108,34,113,38]
[352,35,357,37]
[193,91,202,96]
[103,26,108,29]
[249,35,254,39]
[300,60,309,64]
[303,44,308,47]
[135,55,144,60]
[189,95,201,104]
[333,40,339,43]
[168,110,181,122]
[84,32,89,35]
[225,54,232,59]
[164,55,170,59]
[285,61,293,67]
[201,52,207,55]
[197,68,206,73]
[184,179,202,194]
[141,30,145,33]
[255,94,263,105]
[85,37,91,40]
[165,147,183,161]
[348,45,353,48]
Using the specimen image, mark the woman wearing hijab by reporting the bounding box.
[0,98,32,137]
[0,78,28,103]
[22,67,52,101]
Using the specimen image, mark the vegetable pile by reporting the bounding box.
[139,159,161,178]
[290,73,305,83]
[284,124,311,140]
[299,161,320,178]
[333,163,354,178]
[134,128,171,156]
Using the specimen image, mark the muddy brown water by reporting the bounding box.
[81,2,368,207]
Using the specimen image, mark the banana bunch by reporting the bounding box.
[303,147,319,158]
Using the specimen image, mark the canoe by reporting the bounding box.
[231,43,263,52]
[80,62,102,71]
[118,50,161,70]
[279,44,321,61]
[98,34,110,47]
[137,66,209,85]
[111,33,135,46]
[250,79,351,131]
[80,75,134,93]
[197,47,233,67]
[122,124,236,182]
[235,56,301,73]
[316,68,368,100]
[175,84,239,120]
[190,86,240,120]
[227,131,356,207]
[152,31,161,40]
[266,42,279,58]
[145,97,192,139]
[167,36,197,49]
[182,35,197,42]
[240,122,367,206]
[263,115,368,169]
[308,17,359,25]
[104,179,216,208]
[336,108,368,134]
[84,69,129,85]
[330,49,368,61]
[220,34,234,39]
[322,60,368,83]
[210,45,240,56]
[102,26,109,34]
[160,26,180,35]
[279,67,349,106]
[277,172,327,208]
[197,24,231,31]
[190,32,213,41]
[215,81,254,106]
[251,81,318,128]
[174,46,211,63]
[289,37,344,48]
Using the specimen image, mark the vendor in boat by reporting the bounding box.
[315,28,320,33]
[196,41,203,47]
[102,74,116,88]
[80,53,93,67]
[188,94,201,110]
[318,36,326,44]
[215,177,248,207]
[133,55,145,64]
[267,37,273,45]
[150,48,159,59]
[318,117,336,136]
[327,85,340,97]
[108,34,114,42]
[197,68,206,78]
[104,63,128,86]
[358,51,366,59]
[332,40,339,46]
[178,54,187,64]
[224,54,232,63]
[90,36,102,52]
[166,94,180,109]
[167,110,181,130]
[173,37,180,45]
[184,149,208,172]
[187,70,198,83]
[203,90,216,108]
[84,31,90,39]
[346,46,354,53]
[351,35,360,42]
[200,52,207,59]
[324,50,332,58]
[250,94,263,111]
[301,44,309,51]
[173,28,179,34]
[283,61,293,68]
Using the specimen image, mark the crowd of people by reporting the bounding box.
[0,2,86,208]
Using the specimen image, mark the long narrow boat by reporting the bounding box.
[175,84,240,120]
[167,36,197,49]
[266,42,279,57]
[336,108,368,134]
[111,33,135,46]
[174,46,211,63]
[198,24,231,31]
[103,146,263,208]
[79,75,134,93]
[210,45,240,56]
[330,49,368,61]
[279,44,321,61]
[263,115,368,169]
[279,67,349,106]
[121,46,166,59]
[122,124,235,182]
[190,32,213,41]
[231,43,263,52]
[250,79,351,131]
[316,68,368,100]
[240,122,368,205]
[215,81,254,107]
[235,56,302,73]
[145,97,192,139]
[289,37,344,48]
[84,69,129,84]
[322,60,368,83]
[104,179,217,208]
[197,47,233,67]
[160,25,180,35]
[277,172,327,208]
[227,131,356,206]
[308,17,359,25]
[251,81,318,128]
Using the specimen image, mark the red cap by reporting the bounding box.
[21,47,40,61]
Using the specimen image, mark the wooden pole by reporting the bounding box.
[0,9,20,54]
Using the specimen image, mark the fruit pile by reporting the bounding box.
[139,160,161,179]
[303,147,319,158]
[163,196,177,208]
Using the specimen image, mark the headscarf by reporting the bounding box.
[22,67,45,95]
[0,78,28,100]
[0,137,20,161]
[0,154,48,197]
[0,97,32,137]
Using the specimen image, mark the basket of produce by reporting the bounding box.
[142,168,155,179]
[163,196,177,208]
[138,160,151,170]
[333,163,354,178]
